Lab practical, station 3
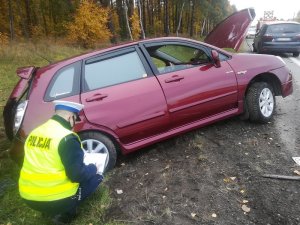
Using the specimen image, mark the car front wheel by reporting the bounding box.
[246,82,276,123]
[79,131,118,172]
[293,52,299,57]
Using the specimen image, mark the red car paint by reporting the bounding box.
[205,8,256,50]
[3,9,293,161]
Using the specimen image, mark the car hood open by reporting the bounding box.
[204,8,256,51]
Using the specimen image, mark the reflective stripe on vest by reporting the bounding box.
[19,119,80,201]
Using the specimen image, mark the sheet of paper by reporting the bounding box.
[292,157,300,166]
[84,153,108,173]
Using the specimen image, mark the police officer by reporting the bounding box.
[18,100,103,224]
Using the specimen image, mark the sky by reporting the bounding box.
[229,0,300,24]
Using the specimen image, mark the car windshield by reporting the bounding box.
[266,24,300,33]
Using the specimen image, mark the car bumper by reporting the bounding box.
[262,42,300,53]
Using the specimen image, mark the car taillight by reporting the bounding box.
[13,100,28,135]
[262,35,273,41]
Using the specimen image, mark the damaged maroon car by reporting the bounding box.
[4,9,293,170]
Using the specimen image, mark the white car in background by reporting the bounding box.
[246,26,257,38]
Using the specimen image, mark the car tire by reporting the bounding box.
[79,131,118,172]
[293,52,299,57]
[246,82,276,123]
[257,44,262,54]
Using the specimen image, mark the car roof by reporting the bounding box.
[265,21,300,26]
[37,37,230,73]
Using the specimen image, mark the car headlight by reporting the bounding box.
[13,100,28,135]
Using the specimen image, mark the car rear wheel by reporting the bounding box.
[293,52,299,57]
[246,82,275,123]
[79,132,118,171]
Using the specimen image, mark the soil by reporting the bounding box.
[103,54,300,225]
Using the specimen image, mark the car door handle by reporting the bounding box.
[86,94,108,102]
[164,75,184,83]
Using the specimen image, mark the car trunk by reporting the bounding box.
[3,66,36,140]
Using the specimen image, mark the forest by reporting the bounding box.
[0,0,237,47]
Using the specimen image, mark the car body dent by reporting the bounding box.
[205,8,256,51]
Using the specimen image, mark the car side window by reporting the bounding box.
[84,51,147,91]
[45,61,81,101]
[146,44,210,74]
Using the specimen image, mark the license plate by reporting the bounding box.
[277,38,291,41]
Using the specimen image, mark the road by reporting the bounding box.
[276,56,300,156]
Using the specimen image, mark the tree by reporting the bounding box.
[137,0,145,39]
[164,0,170,36]
[130,9,141,40]
[66,0,111,48]
[8,0,14,40]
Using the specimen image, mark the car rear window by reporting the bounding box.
[266,24,300,33]
[45,61,81,101]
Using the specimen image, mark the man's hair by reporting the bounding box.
[55,109,76,118]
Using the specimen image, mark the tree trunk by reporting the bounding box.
[123,1,133,40]
[8,0,15,40]
[176,2,185,36]
[201,18,206,37]
[146,0,153,35]
[16,0,29,39]
[8,0,14,40]
[137,0,145,39]
[189,0,195,37]
[108,9,117,43]
[164,0,169,36]
[24,0,31,36]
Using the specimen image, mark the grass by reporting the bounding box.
[0,40,122,225]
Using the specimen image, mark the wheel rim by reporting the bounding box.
[82,139,109,168]
[259,88,274,117]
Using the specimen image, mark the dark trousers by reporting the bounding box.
[23,174,103,216]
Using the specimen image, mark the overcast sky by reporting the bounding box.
[229,0,300,23]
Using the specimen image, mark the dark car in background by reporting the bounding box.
[3,9,293,170]
[253,21,300,57]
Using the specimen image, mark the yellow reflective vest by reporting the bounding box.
[19,119,80,201]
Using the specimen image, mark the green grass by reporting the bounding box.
[0,41,122,225]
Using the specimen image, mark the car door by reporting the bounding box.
[141,41,238,129]
[80,46,169,145]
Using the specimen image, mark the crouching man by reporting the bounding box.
[18,100,103,224]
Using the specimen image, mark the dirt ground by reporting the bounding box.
[104,117,300,225]
[103,54,300,225]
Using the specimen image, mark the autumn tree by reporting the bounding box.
[130,9,141,40]
[0,0,237,45]
[66,0,111,48]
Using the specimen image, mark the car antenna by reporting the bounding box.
[35,52,52,64]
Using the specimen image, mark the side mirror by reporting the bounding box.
[211,50,221,68]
